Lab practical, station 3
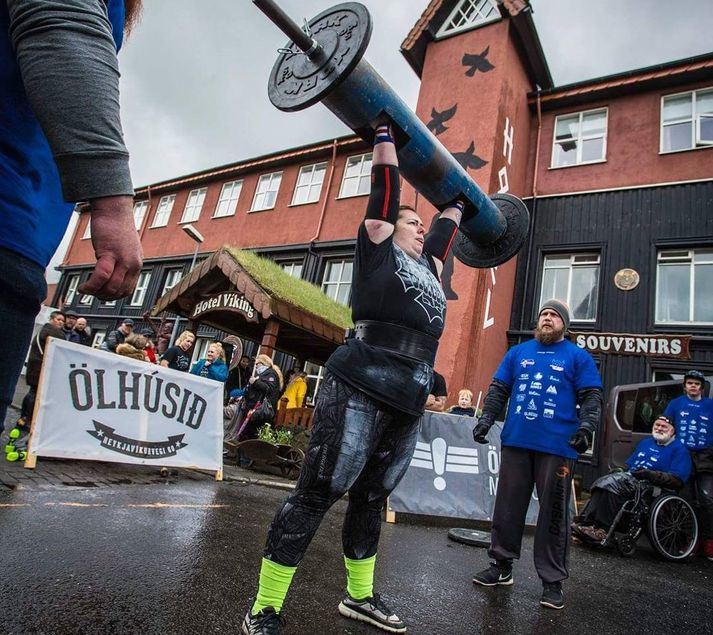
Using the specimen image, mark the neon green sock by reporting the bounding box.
[344,554,376,600]
[252,558,297,614]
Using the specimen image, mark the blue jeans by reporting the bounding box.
[0,247,46,433]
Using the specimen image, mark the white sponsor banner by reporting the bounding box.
[30,339,223,471]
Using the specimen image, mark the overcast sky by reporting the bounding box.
[47,0,713,282]
[118,0,713,188]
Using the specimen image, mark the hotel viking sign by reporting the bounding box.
[191,293,258,323]
[571,332,691,360]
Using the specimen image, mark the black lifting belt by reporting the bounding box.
[349,320,438,366]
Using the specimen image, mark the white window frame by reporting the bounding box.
[251,171,283,212]
[660,87,713,153]
[338,153,372,199]
[291,162,327,206]
[436,0,500,38]
[213,180,243,218]
[133,201,149,230]
[129,271,152,307]
[151,194,176,228]
[82,219,91,240]
[304,361,325,406]
[101,300,117,307]
[161,269,183,295]
[539,253,600,322]
[180,188,207,224]
[191,337,212,365]
[550,108,608,168]
[321,258,353,306]
[79,293,93,306]
[64,274,81,305]
[655,248,713,325]
[280,260,304,279]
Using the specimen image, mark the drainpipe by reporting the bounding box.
[138,184,152,241]
[309,138,339,244]
[518,86,543,333]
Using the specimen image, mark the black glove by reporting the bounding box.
[568,428,592,454]
[472,422,491,444]
[632,468,653,481]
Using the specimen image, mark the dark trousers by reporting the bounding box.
[489,447,576,584]
[0,248,46,433]
[693,472,713,541]
[264,372,419,567]
[579,489,626,529]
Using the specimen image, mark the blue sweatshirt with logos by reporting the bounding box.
[1,0,132,268]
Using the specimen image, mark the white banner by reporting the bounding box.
[30,339,223,472]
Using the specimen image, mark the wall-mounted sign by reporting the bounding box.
[191,292,258,323]
[614,268,640,291]
[571,332,691,359]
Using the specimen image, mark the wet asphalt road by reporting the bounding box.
[1,479,712,635]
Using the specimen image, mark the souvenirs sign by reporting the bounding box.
[28,339,223,474]
[571,332,691,359]
[191,292,258,323]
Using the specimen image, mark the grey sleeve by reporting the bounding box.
[7,0,133,201]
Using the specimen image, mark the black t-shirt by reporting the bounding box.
[326,224,447,416]
[162,346,191,372]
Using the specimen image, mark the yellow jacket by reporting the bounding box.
[283,377,307,408]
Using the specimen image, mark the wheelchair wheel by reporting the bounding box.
[647,493,698,561]
[615,534,637,558]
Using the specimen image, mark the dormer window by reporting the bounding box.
[437,0,500,38]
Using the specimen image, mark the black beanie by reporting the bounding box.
[539,299,571,331]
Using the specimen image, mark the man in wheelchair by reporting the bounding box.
[572,416,693,553]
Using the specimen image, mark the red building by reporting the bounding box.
[55,0,713,416]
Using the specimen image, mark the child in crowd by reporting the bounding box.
[448,389,476,417]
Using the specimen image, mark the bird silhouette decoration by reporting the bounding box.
[452,141,488,171]
[426,103,458,136]
[462,46,495,76]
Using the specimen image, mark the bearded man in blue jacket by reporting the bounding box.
[0,0,143,432]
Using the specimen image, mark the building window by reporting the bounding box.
[133,201,149,230]
[551,108,608,168]
[82,219,91,240]
[213,180,243,218]
[251,171,283,211]
[339,153,372,198]
[656,248,713,324]
[79,293,93,306]
[92,330,106,349]
[161,269,183,295]
[539,253,600,321]
[101,300,117,307]
[661,88,713,153]
[292,162,327,205]
[321,258,353,306]
[304,361,325,406]
[191,337,213,365]
[129,271,152,307]
[180,188,207,224]
[64,274,80,305]
[151,195,176,228]
[281,261,304,279]
[436,0,499,38]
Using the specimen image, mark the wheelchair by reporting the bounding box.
[576,479,698,561]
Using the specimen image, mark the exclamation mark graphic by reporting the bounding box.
[432,437,447,491]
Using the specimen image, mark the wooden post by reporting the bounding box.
[385,497,396,524]
[258,318,280,358]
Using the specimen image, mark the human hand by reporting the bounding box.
[632,468,652,480]
[425,394,436,408]
[568,428,592,454]
[472,422,490,444]
[78,196,143,300]
[249,376,257,385]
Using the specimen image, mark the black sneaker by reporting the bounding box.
[540,582,564,610]
[242,606,285,635]
[338,592,407,633]
[472,562,513,586]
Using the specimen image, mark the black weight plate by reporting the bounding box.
[447,528,491,548]
[268,2,372,112]
[452,193,530,268]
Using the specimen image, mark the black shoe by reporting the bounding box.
[338,593,407,633]
[242,607,285,635]
[540,582,564,609]
[472,561,513,586]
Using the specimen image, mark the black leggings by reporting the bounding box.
[264,372,419,566]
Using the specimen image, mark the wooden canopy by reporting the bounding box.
[151,248,349,364]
